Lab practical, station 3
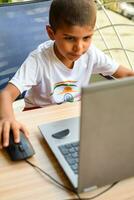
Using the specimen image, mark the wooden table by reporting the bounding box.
[1,102,134,200]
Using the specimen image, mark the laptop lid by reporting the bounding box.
[78,76,134,192]
[39,77,134,193]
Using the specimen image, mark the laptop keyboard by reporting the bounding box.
[58,142,79,174]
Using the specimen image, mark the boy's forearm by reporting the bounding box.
[0,90,15,119]
[112,65,134,78]
[0,84,21,120]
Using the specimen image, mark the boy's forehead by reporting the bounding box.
[56,24,94,35]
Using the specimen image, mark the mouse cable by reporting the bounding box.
[25,159,119,200]
[65,181,119,200]
[25,159,79,198]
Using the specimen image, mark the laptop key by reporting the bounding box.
[72,142,79,147]
[65,155,76,165]
[72,152,78,158]
[59,146,69,155]
[65,143,73,148]
[69,147,75,153]
[74,169,78,174]
[71,163,78,170]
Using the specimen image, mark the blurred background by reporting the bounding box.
[0,0,133,69]
[94,0,134,69]
[0,0,134,22]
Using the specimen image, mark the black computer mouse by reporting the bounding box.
[5,130,35,161]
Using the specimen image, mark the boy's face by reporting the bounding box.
[46,24,94,68]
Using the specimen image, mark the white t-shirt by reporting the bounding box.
[10,40,119,108]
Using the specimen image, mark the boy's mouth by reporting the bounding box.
[69,53,81,59]
[69,50,86,59]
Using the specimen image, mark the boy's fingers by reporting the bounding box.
[3,121,10,147]
[0,125,3,149]
[21,125,29,138]
[0,121,29,147]
[11,128,20,144]
[11,123,29,143]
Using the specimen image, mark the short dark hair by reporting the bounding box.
[49,0,96,32]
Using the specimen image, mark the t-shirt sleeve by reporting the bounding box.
[91,45,119,76]
[9,54,40,94]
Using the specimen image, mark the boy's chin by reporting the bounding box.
[68,54,81,61]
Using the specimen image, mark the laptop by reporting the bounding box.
[39,77,134,193]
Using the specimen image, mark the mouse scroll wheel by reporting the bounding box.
[18,144,25,152]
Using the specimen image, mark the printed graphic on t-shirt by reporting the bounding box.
[50,81,81,104]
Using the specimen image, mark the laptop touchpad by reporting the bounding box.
[52,129,70,139]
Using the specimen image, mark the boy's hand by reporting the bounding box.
[0,118,29,149]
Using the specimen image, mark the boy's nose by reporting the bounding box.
[73,41,83,53]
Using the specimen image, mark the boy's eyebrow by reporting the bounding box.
[63,33,93,37]
[63,33,75,36]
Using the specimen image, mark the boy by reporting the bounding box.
[0,0,134,149]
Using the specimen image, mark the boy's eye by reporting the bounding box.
[83,36,92,41]
[64,37,75,41]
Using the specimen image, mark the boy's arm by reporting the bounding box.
[0,83,29,149]
[112,65,134,78]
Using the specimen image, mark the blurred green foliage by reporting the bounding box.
[100,0,119,12]
[0,0,12,2]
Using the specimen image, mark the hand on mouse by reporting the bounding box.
[0,117,29,149]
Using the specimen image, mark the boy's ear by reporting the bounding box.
[46,25,55,40]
